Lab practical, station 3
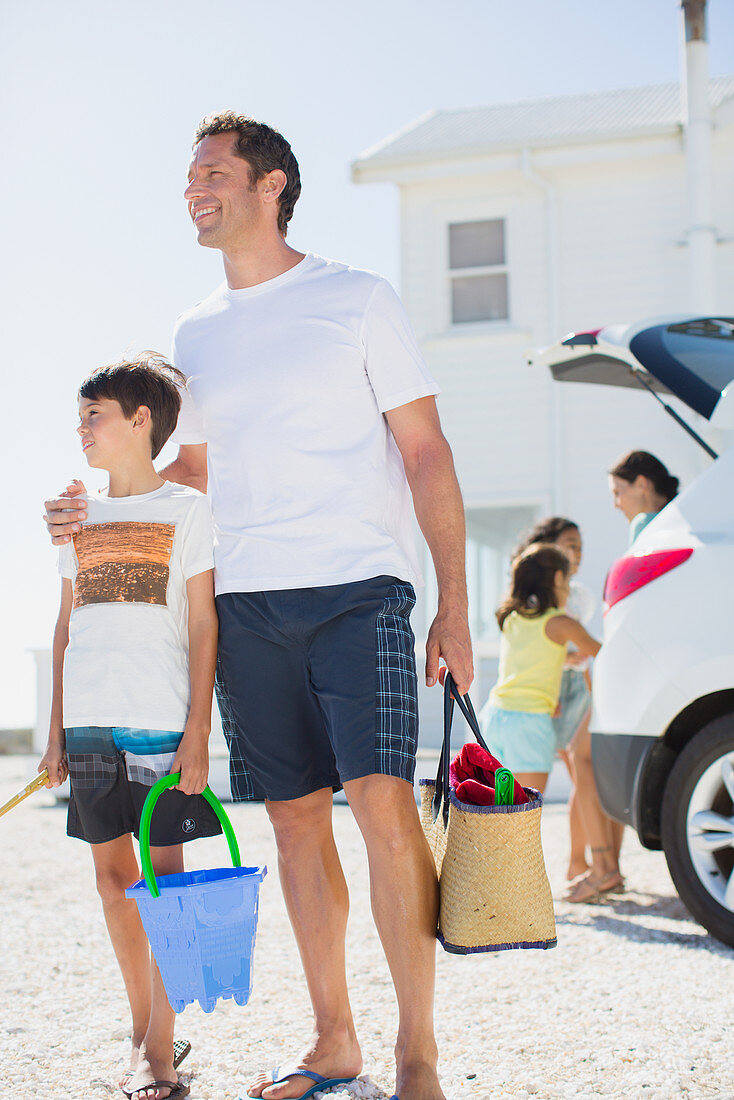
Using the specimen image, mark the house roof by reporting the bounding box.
[353,76,734,173]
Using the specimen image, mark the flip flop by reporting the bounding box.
[125,1082,190,1100]
[121,1041,191,1096]
[242,1064,357,1099]
[173,1040,192,1070]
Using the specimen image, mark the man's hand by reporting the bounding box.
[425,604,474,697]
[39,738,68,787]
[170,728,209,796]
[44,480,87,546]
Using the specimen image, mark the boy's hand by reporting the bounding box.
[170,729,209,796]
[44,480,88,546]
[39,741,68,787]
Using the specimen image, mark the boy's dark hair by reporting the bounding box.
[79,353,185,460]
[496,544,571,630]
[193,111,301,236]
[609,450,679,503]
[514,516,579,558]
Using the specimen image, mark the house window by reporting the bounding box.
[448,219,509,324]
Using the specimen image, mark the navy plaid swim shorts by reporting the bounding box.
[215,575,419,801]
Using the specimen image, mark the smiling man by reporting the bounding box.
[45,112,473,1100]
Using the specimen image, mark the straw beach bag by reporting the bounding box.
[420,676,556,954]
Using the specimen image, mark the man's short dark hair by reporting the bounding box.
[193,111,301,236]
[79,353,185,460]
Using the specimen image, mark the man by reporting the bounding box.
[46,112,473,1100]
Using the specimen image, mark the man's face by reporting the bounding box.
[184,133,261,251]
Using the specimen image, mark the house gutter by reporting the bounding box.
[681,0,716,312]
[521,148,564,511]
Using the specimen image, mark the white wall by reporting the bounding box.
[398,131,732,744]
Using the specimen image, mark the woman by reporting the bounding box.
[608,450,679,543]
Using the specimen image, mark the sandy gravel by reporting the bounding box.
[1,755,732,1100]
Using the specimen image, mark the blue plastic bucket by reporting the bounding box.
[126,773,266,1013]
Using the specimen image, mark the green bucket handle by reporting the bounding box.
[138,773,241,899]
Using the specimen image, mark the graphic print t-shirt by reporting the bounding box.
[58,482,214,732]
[170,252,440,594]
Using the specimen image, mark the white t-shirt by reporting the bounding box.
[171,252,439,594]
[58,482,214,732]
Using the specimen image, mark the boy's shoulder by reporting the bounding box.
[79,483,209,523]
[156,482,211,523]
[161,482,207,502]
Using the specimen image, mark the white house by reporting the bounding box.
[353,78,734,740]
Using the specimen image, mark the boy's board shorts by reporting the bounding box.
[480,704,555,774]
[65,727,222,846]
[214,575,419,802]
[552,669,591,751]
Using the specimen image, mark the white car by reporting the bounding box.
[533,316,734,947]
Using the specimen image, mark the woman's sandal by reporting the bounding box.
[565,869,625,904]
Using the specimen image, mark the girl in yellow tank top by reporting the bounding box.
[480,544,600,796]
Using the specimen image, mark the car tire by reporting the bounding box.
[661,715,734,948]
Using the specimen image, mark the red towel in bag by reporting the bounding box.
[449,743,530,806]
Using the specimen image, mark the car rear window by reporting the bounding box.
[630,319,734,419]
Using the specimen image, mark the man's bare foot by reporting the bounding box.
[127,1050,178,1100]
[246,1029,362,1099]
[394,1058,446,1100]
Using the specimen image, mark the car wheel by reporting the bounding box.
[661,716,734,947]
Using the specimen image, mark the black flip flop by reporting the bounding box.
[122,1080,189,1100]
[121,1041,191,1097]
[173,1040,192,1070]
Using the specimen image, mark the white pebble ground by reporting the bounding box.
[1,756,732,1100]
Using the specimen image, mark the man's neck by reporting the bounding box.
[222,235,306,290]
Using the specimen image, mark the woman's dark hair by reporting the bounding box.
[496,544,571,630]
[514,516,579,557]
[79,353,186,460]
[193,111,301,236]
[609,450,679,503]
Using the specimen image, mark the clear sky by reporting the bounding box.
[2,0,733,729]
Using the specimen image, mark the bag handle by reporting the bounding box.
[431,673,492,828]
[138,773,241,898]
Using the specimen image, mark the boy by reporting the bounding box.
[39,353,220,1100]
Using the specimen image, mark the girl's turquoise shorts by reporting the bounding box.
[479,704,555,774]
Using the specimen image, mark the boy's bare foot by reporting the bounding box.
[126,1051,178,1100]
[246,1028,362,1098]
[120,1036,144,1092]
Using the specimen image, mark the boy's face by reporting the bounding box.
[77,396,143,469]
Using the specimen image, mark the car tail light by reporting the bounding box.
[604,548,693,612]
